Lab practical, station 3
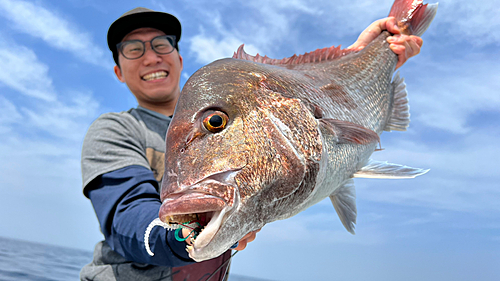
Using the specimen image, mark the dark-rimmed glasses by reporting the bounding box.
[116,35,177,60]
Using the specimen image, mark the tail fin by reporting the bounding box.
[389,0,438,36]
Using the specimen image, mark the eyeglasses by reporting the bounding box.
[116,35,177,60]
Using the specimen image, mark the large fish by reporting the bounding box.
[149,0,438,262]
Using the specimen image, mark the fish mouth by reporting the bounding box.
[159,193,230,249]
[159,169,240,252]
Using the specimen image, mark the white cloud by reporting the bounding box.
[0,17,100,141]
[0,41,56,101]
[183,10,263,64]
[304,0,500,47]
[408,56,500,134]
[254,0,322,15]
[0,29,100,195]
[0,96,22,133]
[0,89,100,187]
[169,0,324,64]
[241,0,322,38]
[22,91,99,142]
[190,32,260,64]
[0,134,78,184]
[0,0,110,67]
[436,0,500,46]
[239,0,389,40]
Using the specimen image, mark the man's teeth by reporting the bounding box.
[142,71,168,81]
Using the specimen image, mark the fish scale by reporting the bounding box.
[298,32,397,132]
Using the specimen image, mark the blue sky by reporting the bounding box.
[0,0,499,280]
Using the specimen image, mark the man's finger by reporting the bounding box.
[234,240,248,251]
[385,17,400,35]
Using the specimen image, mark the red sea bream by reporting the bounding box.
[146,0,438,262]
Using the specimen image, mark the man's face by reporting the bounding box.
[114,28,183,110]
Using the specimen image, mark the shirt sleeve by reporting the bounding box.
[87,165,195,267]
[81,112,153,196]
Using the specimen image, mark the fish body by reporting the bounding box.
[156,0,438,262]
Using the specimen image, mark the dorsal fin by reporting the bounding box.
[232,44,356,66]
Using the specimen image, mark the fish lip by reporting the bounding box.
[158,192,226,223]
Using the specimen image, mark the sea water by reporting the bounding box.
[0,236,272,281]
[0,236,90,280]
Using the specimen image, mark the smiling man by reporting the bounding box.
[81,8,255,281]
[80,6,422,281]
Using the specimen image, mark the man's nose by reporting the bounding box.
[142,43,162,65]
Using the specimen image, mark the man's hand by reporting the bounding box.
[348,17,423,69]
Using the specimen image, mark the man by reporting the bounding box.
[80,7,423,281]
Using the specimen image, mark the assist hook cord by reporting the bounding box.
[205,250,239,281]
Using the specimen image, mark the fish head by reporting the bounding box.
[159,58,322,261]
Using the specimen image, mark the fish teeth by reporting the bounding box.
[186,245,193,253]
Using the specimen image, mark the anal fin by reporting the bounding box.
[353,159,429,179]
[329,179,357,234]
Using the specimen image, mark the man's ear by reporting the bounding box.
[178,54,183,71]
[114,65,125,83]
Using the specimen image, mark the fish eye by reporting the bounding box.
[203,111,228,133]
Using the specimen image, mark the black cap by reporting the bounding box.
[107,7,182,65]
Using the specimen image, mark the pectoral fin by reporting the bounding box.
[329,179,357,234]
[319,119,379,145]
[354,159,429,179]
